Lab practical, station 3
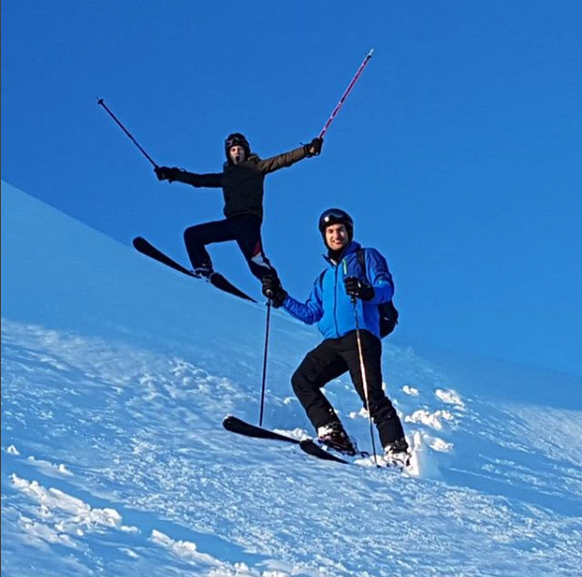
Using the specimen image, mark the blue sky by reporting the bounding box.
[2,1,581,375]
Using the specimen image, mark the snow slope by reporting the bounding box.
[2,181,581,576]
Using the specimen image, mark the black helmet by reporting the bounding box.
[225,133,251,161]
[318,208,354,241]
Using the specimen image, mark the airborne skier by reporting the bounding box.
[155,133,323,282]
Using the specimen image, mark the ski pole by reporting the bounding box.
[351,297,380,467]
[259,299,272,426]
[97,98,159,168]
[344,260,379,466]
[318,49,374,140]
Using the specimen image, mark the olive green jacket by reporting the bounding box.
[171,146,309,220]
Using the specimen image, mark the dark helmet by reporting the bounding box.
[318,208,354,241]
[225,132,251,161]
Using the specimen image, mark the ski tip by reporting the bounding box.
[222,414,240,426]
[368,48,375,58]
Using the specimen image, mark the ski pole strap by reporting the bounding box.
[319,49,374,140]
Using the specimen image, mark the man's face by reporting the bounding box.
[325,224,349,251]
[229,145,246,165]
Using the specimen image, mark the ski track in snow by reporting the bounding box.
[3,318,582,577]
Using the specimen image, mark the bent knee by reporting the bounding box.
[184,225,204,242]
[291,369,313,395]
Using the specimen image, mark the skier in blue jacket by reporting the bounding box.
[262,208,409,465]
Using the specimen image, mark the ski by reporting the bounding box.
[299,439,351,463]
[132,236,257,302]
[222,415,300,444]
[224,416,414,473]
[299,439,412,473]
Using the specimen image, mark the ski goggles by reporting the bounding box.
[225,136,249,149]
[319,209,353,229]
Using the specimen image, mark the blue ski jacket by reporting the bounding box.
[282,241,395,340]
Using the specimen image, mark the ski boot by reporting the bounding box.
[382,437,411,469]
[317,422,357,456]
[193,264,214,280]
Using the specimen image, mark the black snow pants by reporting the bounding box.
[291,330,406,449]
[184,215,276,281]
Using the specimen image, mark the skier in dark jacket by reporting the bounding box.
[261,208,409,466]
[155,133,323,281]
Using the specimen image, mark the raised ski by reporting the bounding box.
[132,237,256,302]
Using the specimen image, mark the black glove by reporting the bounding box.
[344,276,375,301]
[262,274,288,308]
[304,137,323,157]
[155,166,181,182]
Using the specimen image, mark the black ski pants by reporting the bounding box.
[184,215,276,281]
[291,330,406,449]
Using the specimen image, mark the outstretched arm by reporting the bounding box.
[155,167,222,188]
[257,137,323,174]
[261,274,324,324]
[282,290,324,325]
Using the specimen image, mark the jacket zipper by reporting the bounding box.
[333,264,340,336]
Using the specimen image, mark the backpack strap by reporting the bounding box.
[356,248,368,283]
